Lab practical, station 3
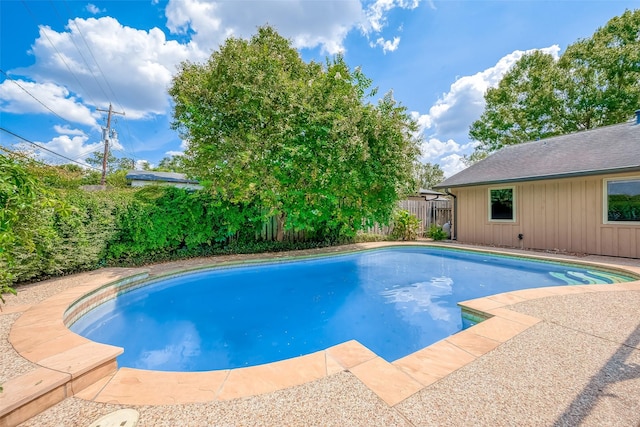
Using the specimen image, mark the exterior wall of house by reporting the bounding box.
[452,171,640,258]
[130,179,202,190]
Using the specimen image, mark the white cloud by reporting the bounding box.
[165,0,364,55]
[164,150,184,157]
[439,153,467,178]
[416,45,561,139]
[135,159,151,170]
[53,125,86,136]
[0,79,99,127]
[364,0,420,33]
[19,17,204,120]
[8,124,126,167]
[9,1,423,136]
[85,4,105,15]
[370,36,401,53]
[420,137,463,162]
[165,0,419,55]
[412,45,561,177]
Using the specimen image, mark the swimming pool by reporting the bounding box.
[69,246,634,372]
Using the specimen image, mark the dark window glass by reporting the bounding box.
[490,188,514,220]
[607,179,640,222]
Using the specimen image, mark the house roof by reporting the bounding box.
[436,120,640,189]
[125,170,199,184]
[418,188,445,196]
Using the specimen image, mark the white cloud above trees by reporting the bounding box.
[413,45,561,177]
[3,0,563,176]
[0,79,99,127]
[19,17,203,119]
[165,0,419,55]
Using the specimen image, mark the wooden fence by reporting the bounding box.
[257,198,452,242]
[365,199,452,237]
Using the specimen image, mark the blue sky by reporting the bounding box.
[1,0,637,177]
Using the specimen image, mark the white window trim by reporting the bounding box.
[488,186,516,223]
[603,177,640,225]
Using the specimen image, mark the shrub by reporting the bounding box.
[391,209,420,241]
[426,224,448,241]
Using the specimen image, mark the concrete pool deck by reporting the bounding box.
[1,241,640,426]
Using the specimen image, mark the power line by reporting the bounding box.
[61,0,125,112]
[0,68,71,124]
[0,70,136,164]
[20,0,101,109]
[9,2,140,165]
[0,145,51,168]
[48,0,110,102]
[59,0,139,161]
[0,127,102,171]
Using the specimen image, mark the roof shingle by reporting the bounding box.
[436,121,640,188]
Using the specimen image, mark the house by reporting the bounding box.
[416,188,448,201]
[435,112,640,258]
[125,170,202,190]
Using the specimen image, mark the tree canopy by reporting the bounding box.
[415,162,445,190]
[169,26,420,238]
[469,9,640,160]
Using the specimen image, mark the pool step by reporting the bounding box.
[0,353,119,427]
[2,268,145,427]
[0,368,69,427]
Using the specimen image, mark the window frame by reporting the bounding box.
[488,186,516,223]
[603,177,640,225]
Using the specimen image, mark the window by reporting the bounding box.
[489,187,515,221]
[605,178,640,223]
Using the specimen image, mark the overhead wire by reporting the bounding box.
[61,0,124,111]
[0,68,71,124]
[8,1,142,166]
[0,145,52,167]
[48,0,110,102]
[0,127,102,171]
[60,0,139,162]
[20,0,101,110]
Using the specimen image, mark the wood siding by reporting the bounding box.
[452,172,640,258]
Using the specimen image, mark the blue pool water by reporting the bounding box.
[70,247,633,372]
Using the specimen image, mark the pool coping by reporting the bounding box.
[3,242,640,422]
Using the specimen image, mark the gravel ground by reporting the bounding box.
[0,313,38,384]
[21,372,412,427]
[395,319,640,427]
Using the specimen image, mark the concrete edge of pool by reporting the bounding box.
[2,242,640,426]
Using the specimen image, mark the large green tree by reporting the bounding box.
[156,155,186,173]
[469,9,640,159]
[169,26,419,239]
[415,162,445,190]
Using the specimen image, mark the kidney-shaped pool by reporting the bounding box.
[69,246,635,372]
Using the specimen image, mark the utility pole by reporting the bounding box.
[96,103,125,185]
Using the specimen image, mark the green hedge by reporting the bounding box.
[1,183,353,293]
[1,156,389,297]
[3,188,132,284]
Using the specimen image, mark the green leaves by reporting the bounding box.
[169,26,419,240]
[391,210,421,241]
[469,10,640,159]
[415,162,445,190]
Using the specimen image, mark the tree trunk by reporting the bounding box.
[276,213,285,242]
